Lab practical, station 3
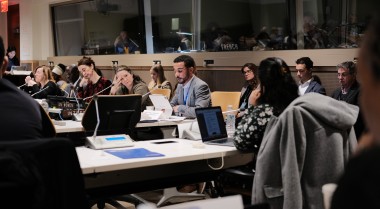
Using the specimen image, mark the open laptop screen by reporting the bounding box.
[195,106,228,142]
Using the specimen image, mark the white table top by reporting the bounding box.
[54,119,194,133]
[76,138,246,174]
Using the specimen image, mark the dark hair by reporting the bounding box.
[78,56,96,70]
[7,46,16,53]
[241,63,259,88]
[361,14,380,80]
[296,57,313,70]
[117,65,143,85]
[337,61,357,76]
[257,57,299,115]
[173,55,196,69]
[150,64,167,84]
[68,66,80,83]
[0,36,4,65]
[77,56,103,76]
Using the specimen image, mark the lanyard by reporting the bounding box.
[183,88,190,105]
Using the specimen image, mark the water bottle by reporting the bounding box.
[226,105,236,138]
[41,99,49,113]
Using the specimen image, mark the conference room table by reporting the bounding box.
[76,138,253,199]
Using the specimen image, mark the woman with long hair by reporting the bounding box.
[24,65,61,99]
[234,57,299,155]
[110,65,152,110]
[77,56,112,99]
[148,64,172,97]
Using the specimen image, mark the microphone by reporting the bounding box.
[70,85,81,114]
[61,89,70,97]
[18,83,27,89]
[92,95,101,145]
[129,38,139,48]
[142,91,151,98]
[31,86,50,97]
[83,84,114,101]
[222,108,245,114]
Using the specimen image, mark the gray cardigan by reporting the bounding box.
[252,93,358,209]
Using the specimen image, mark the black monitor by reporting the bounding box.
[81,95,141,138]
[47,95,85,109]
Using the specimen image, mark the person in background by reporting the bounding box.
[63,65,80,97]
[114,31,139,54]
[5,46,19,74]
[331,61,365,139]
[237,63,259,119]
[330,14,380,209]
[177,28,192,51]
[110,65,152,110]
[24,65,61,99]
[52,63,69,96]
[77,56,112,99]
[148,64,172,98]
[295,57,326,95]
[170,55,211,118]
[0,36,54,139]
[234,57,299,159]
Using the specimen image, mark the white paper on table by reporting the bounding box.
[149,94,173,119]
[141,110,163,120]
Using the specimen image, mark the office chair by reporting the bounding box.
[0,137,89,209]
[210,91,241,117]
[150,88,171,100]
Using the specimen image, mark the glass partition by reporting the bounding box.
[52,0,377,56]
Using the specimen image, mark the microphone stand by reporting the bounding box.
[18,83,27,89]
[83,84,114,101]
[92,95,101,145]
[31,86,50,97]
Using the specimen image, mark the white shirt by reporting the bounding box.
[298,78,312,96]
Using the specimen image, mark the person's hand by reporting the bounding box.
[110,75,122,95]
[25,76,36,86]
[173,105,179,113]
[79,78,88,87]
[249,89,261,106]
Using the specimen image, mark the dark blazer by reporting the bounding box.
[331,81,360,105]
[331,81,364,138]
[305,80,326,95]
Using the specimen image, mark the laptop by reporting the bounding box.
[195,106,235,147]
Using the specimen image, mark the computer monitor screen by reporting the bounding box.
[81,95,142,137]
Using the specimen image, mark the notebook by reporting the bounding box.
[195,106,235,147]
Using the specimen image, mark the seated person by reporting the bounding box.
[237,63,259,119]
[5,46,19,74]
[24,65,62,99]
[110,65,152,110]
[170,55,211,118]
[63,65,80,97]
[77,56,112,100]
[114,31,139,54]
[52,63,69,96]
[0,36,49,140]
[148,64,172,98]
[234,57,299,161]
[295,57,326,95]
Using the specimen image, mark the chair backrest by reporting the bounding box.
[150,88,171,100]
[0,138,89,209]
[211,91,241,113]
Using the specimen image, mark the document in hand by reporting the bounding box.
[149,94,173,119]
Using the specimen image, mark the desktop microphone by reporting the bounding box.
[92,95,101,145]
[70,85,81,114]
[17,83,27,89]
[129,38,139,48]
[61,89,70,97]
[83,84,114,101]
[142,91,151,98]
[31,86,50,97]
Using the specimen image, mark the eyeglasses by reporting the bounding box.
[242,69,252,74]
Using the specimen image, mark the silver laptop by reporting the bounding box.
[195,106,235,147]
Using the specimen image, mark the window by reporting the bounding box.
[52,0,377,56]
